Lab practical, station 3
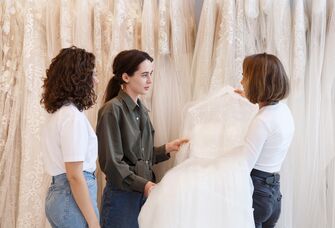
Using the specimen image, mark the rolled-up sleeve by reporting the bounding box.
[96,105,148,192]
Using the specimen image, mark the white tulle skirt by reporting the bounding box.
[139,150,255,228]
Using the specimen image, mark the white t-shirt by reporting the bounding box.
[41,104,97,176]
[244,102,295,173]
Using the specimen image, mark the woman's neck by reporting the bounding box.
[122,87,139,104]
[258,101,279,109]
[258,102,267,109]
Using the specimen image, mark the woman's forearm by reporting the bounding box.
[65,162,99,227]
[67,174,99,227]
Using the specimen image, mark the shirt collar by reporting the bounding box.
[118,90,149,112]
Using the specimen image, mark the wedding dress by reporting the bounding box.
[18,0,50,227]
[0,1,25,227]
[45,0,61,63]
[73,0,93,52]
[322,2,335,227]
[209,0,237,92]
[294,1,328,227]
[277,0,307,227]
[139,86,257,228]
[192,0,244,98]
[150,0,196,180]
[191,0,217,100]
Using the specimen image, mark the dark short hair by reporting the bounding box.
[41,46,97,113]
[104,49,153,103]
[243,53,289,104]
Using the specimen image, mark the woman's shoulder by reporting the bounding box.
[56,103,85,121]
[98,97,123,116]
[261,102,292,116]
[256,102,294,129]
[58,103,81,113]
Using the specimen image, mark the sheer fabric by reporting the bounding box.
[322,1,335,227]
[151,0,196,180]
[191,0,217,100]
[18,0,50,227]
[0,1,24,227]
[139,86,257,228]
[295,1,328,227]
[277,0,307,227]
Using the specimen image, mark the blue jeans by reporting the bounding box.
[251,169,282,228]
[100,182,146,228]
[45,171,99,228]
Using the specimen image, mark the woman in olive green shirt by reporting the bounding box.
[97,49,188,228]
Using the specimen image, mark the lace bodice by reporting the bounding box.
[176,86,257,162]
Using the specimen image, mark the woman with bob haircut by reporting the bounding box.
[40,46,100,228]
[236,53,295,228]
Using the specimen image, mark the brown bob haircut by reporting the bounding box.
[242,53,289,104]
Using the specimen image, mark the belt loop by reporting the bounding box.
[51,176,55,184]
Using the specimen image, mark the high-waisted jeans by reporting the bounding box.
[251,169,282,228]
[45,171,99,228]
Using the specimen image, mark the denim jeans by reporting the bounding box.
[45,171,99,228]
[100,182,146,228]
[251,169,282,228]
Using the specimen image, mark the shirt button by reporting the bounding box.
[136,117,139,120]
[141,148,144,151]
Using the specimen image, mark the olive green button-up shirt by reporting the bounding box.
[96,90,170,193]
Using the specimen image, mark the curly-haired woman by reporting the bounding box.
[40,46,100,228]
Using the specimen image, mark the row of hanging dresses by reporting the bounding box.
[187,0,335,227]
[294,0,335,227]
[278,0,306,227]
[0,1,24,227]
[192,0,245,100]
[0,0,196,226]
[1,1,335,227]
[150,0,196,180]
[324,2,335,227]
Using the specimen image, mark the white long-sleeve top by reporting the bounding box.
[244,102,295,173]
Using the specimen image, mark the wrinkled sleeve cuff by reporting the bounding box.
[124,174,148,193]
[154,145,170,164]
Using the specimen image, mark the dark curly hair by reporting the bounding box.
[41,46,97,113]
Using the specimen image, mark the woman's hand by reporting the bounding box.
[166,138,189,153]
[88,221,100,228]
[65,162,100,228]
[144,181,156,197]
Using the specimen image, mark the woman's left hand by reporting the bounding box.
[166,138,189,153]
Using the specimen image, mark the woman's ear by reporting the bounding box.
[122,73,129,83]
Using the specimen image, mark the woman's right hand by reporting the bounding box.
[88,220,100,228]
[65,162,100,228]
[144,181,155,197]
